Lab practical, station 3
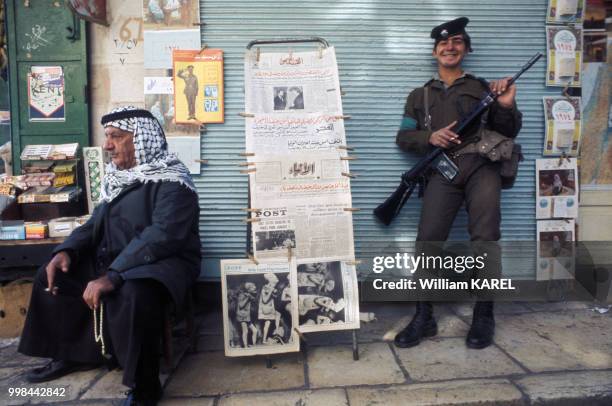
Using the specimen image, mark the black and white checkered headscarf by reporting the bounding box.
[100,106,196,202]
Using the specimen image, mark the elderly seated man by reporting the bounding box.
[18,106,201,406]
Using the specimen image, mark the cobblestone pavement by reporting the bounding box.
[1,301,611,405]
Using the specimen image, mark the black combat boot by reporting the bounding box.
[466,301,495,349]
[394,301,437,348]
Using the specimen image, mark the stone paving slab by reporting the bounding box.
[348,378,524,406]
[0,368,102,405]
[81,369,125,400]
[515,370,612,405]
[160,397,215,405]
[524,301,591,312]
[218,388,348,406]
[0,366,29,382]
[394,337,525,382]
[0,343,48,368]
[495,311,612,372]
[165,351,305,397]
[307,342,405,388]
[450,302,533,318]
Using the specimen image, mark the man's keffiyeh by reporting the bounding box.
[100,106,196,203]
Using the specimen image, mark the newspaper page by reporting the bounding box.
[543,97,582,156]
[245,113,347,156]
[296,257,360,333]
[537,219,575,280]
[536,158,579,219]
[244,47,343,115]
[249,151,355,260]
[220,258,299,357]
[546,26,583,87]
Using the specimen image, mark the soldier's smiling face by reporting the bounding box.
[433,34,467,68]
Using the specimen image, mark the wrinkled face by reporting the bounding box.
[433,34,467,69]
[103,126,136,170]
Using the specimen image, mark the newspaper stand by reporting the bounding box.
[243,38,359,365]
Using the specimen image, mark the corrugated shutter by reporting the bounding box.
[197,0,556,279]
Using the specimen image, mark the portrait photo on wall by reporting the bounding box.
[536,159,579,219]
[538,169,577,197]
[536,219,576,281]
[144,94,198,137]
[221,259,299,356]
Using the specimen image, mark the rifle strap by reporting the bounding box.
[423,85,479,156]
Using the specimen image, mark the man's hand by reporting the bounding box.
[82,276,115,309]
[429,120,460,149]
[46,251,71,295]
[490,77,516,108]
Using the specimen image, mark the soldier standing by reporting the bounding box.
[177,65,199,120]
[394,17,522,349]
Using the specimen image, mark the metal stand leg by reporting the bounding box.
[266,356,273,368]
[352,330,359,360]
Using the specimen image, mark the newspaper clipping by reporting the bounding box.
[249,152,355,260]
[536,158,579,219]
[543,97,582,156]
[244,47,343,115]
[297,258,360,332]
[221,259,300,357]
[245,113,347,156]
[537,219,575,280]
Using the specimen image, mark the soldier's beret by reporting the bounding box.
[430,17,469,40]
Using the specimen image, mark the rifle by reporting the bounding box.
[373,53,542,226]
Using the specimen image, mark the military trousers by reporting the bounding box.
[414,154,502,300]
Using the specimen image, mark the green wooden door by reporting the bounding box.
[6,0,89,173]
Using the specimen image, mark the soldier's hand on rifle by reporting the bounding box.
[490,76,516,108]
[429,120,461,149]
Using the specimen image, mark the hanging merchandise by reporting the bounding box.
[27,66,65,122]
[542,96,582,156]
[546,0,585,24]
[536,219,576,281]
[236,40,360,336]
[220,258,300,357]
[172,49,225,124]
[545,25,583,87]
[536,158,579,219]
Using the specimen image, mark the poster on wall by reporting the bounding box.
[172,49,225,124]
[143,29,201,69]
[536,158,579,219]
[546,0,585,24]
[68,0,107,26]
[28,66,65,122]
[537,219,575,281]
[142,0,199,30]
[220,259,299,357]
[584,0,606,30]
[296,258,360,333]
[144,76,201,174]
[542,97,582,156]
[546,26,583,87]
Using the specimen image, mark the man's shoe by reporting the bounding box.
[26,360,99,383]
[122,388,162,406]
[394,301,437,348]
[466,301,495,349]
